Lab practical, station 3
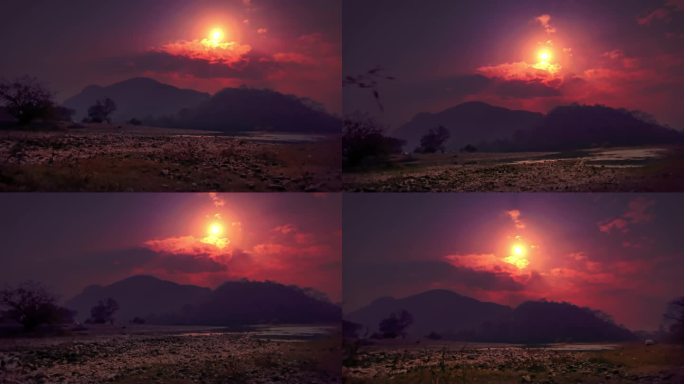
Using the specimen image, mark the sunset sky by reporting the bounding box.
[344,0,684,130]
[0,193,341,303]
[344,194,684,331]
[0,0,341,113]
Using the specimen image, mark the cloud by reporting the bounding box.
[637,0,684,25]
[598,197,655,234]
[535,14,557,34]
[208,193,225,208]
[506,209,526,229]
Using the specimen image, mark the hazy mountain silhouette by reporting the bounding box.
[152,280,341,325]
[63,77,210,122]
[394,102,544,151]
[67,276,340,325]
[347,289,635,343]
[66,275,211,323]
[346,289,511,338]
[154,87,341,134]
[486,104,684,151]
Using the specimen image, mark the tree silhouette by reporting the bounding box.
[0,282,75,331]
[378,309,414,339]
[87,298,120,324]
[663,297,684,343]
[343,112,405,168]
[416,126,450,153]
[0,76,55,125]
[87,98,117,123]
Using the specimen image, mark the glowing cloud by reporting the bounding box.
[535,14,557,35]
[506,209,526,229]
[157,27,253,65]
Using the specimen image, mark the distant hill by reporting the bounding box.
[151,280,341,325]
[393,102,544,151]
[66,275,211,323]
[63,77,210,122]
[346,289,511,338]
[346,290,635,343]
[485,104,684,151]
[67,276,340,325]
[153,87,341,134]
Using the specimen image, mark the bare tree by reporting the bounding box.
[87,98,117,123]
[0,282,75,331]
[0,76,55,125]
[378,309,414,339]
[87,298,119,324]
[416,126,451,154]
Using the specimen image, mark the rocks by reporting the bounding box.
[0,131,341,192]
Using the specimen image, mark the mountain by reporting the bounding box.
[393,102,544,151]
[487,104,684,151]
[346,289,511,338]
[63,77,210,122]
[346,290,635,343]
[66,275,211,323]
[155,87,341,134]
[67,276,340,325]
[151,280,341,325]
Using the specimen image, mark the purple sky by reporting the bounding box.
[344,0,684,130]
[0,193,341,303]
[0,0,341,113]
[344,194,684,331]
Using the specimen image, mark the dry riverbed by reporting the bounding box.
[0,126,341,192]
[0,326,341,384]
[343,341,684,383]
[344,147,684,192]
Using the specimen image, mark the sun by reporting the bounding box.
[208,222,224,236]
[504,242,529,270]
[537,49,552,63]
[203,27,227,48]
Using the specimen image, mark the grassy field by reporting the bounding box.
[343,341,684,383]
[0,124,341,192]
[0,325,341,384]
[344,146,684,192]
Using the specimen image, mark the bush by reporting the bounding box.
[416,126,450,153]
[0,76,56,125]
[86,98,117,123]
[0,282,75,331]
[343,113,405,168]
[87,298,119,324]
[378,309,413,339]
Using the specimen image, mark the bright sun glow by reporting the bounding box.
[504,242,530,270]
[201,221,228,249]
[537,49,552,63]
[208,222,223,236]
[202,27,229,49]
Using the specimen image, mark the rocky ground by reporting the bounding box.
[344,147,684,192]
[343,342,684,383]
[0,329,341,384]
[0,128,341,191]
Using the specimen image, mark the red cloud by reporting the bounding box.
[506,209,526,229]
[535,14,557,35]
[598,197,654,234]
[637,0,684,25]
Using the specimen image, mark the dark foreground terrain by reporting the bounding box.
[344,146,684,192]
[0,125,341,192]
[0,325,341,384]
[343,340,684,384]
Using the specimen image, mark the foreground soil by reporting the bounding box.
[344,147,684,192]
[343,341,684,383]
[0,327,341,384]
[0,127,341,192]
